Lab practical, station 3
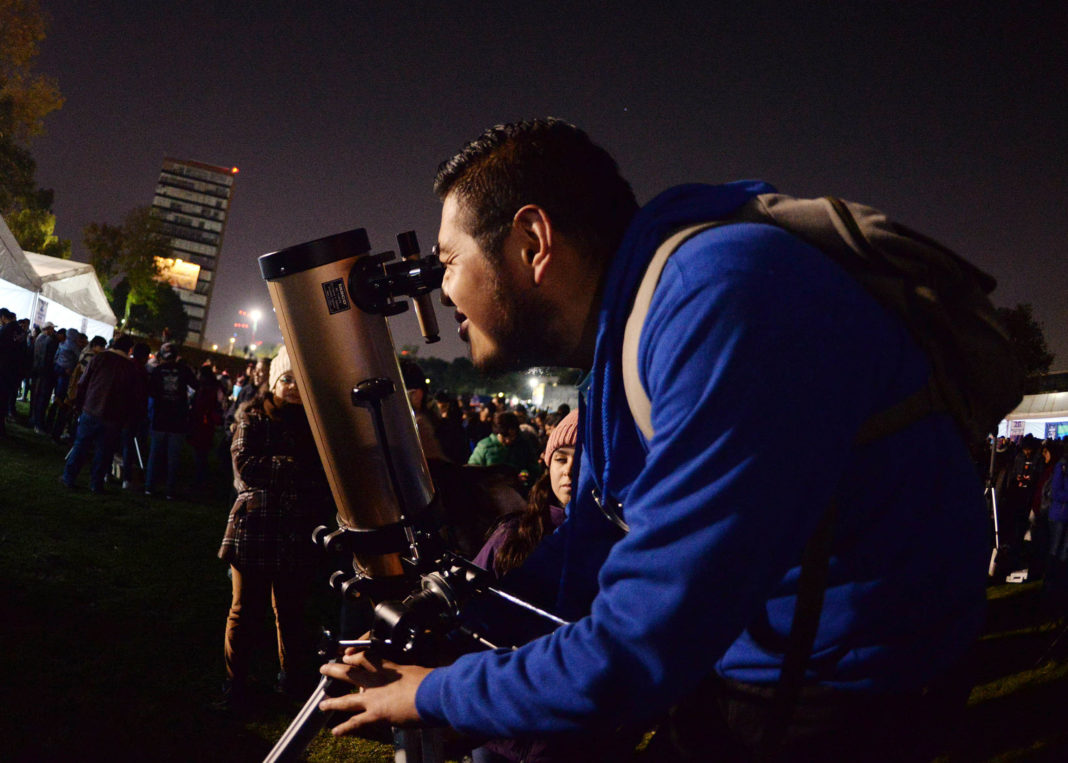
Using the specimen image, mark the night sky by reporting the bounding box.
[26,1,1068,365]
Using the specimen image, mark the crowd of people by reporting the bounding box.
[989,433,1068,606]
[0,308,254,499]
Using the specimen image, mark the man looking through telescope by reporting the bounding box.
[320,119,988,760]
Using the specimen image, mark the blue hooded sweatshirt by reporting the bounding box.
[416,182,987,738]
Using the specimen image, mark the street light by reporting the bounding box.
[228,336,236,356]
[250,309,262,346]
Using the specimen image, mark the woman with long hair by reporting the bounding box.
[474,409,578,578]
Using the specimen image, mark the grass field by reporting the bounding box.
[2,402,1067,762]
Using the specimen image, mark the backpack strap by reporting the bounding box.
[622,222,720,441]
[623,222,836,758]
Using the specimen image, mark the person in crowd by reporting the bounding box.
[1030,440,1063,581]
[49,328,81,426]
[52,334,106,442]
[117,342,152,489]
[30,321,59,431]
[434,390,470,464]
[468,411,542,484]
[0,308,20,436]
[225,358,269,435]
[321,119,988,761]
[537,411,562,453]
[13,318,31,405]
[1006,434,1041,570]
[188,362,225,489]
[60,335,147,493]
[475,409,577,578]
[216,345,335,709]
[467,409,581,763]
[401,359,445,461]
[1045,444,1068,616]
[144,342,198,499]
[466,400,494,451]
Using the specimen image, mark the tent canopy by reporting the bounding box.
[0,214,117,332]
[23,252,117,325]
[0,215,42,292]
[1005,392,1068,421]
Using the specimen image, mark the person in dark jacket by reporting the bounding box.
[145,342,198,498]
[0,308,20,435]
[216,345,334,707]
[30,322,58,431]
[188,363,225,488]
[60,335,146,493]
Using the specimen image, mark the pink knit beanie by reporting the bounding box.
[543,409,579,465]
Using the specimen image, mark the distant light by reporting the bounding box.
[425,378,431,385]
[250,309,262,322]
[211,344,218,351]
[231,167,239,174]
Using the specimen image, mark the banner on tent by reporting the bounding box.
[1045,422,1068,439]
[34,298,48,326]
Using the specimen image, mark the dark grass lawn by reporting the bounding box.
[2,401,1068,761]
[0,404,391,762]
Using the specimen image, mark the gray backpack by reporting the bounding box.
[623,193,1024,446]
[625,194,1023,757]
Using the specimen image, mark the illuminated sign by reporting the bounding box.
[155,256,201,290]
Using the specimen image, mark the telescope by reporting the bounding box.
[258,228,565,762]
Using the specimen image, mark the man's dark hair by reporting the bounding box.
[111,334,135,353]
[434,118,639,262]
[89,335,107,349]
[492,411,520,436]
[132,342,151,361]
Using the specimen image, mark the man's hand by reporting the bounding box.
[319,647,433,736]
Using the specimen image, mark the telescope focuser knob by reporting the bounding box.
[351,378,396,406]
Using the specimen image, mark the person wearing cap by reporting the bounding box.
[145,342,198,498]
[216,345,335,708]
[400,358,445,461]
[30,321,58,431]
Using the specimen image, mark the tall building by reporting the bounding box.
[150,158,237,347]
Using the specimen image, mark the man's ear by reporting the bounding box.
[513,205,553,285]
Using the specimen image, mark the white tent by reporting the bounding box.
[999,393,1068,440]
[0,214,116,340]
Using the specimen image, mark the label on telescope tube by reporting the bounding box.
[322,278,351,314]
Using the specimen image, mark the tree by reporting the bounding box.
[0,0,64,142]
[124,281,189,344]
[84,207,172,333]
[0,0,67,254]
[998,303,1055,376]
[5,205,70,257]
